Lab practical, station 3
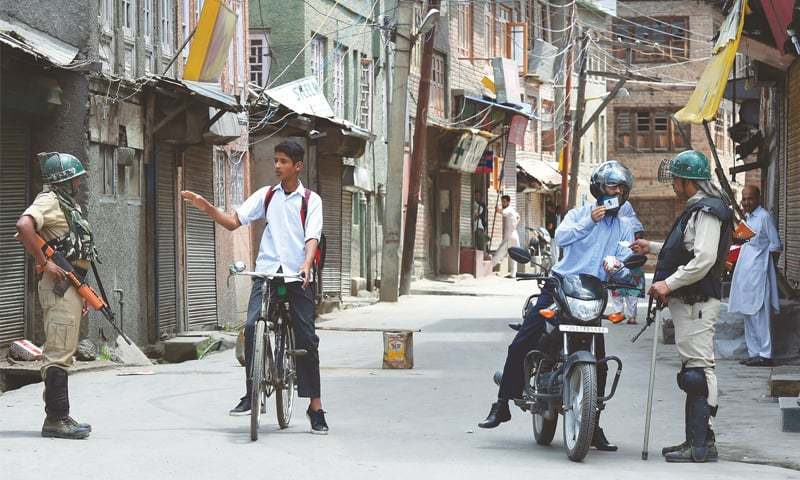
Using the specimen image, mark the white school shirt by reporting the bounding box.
[236,182,323,282]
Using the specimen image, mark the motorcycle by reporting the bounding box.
[526,226,553,276]
[504,246,647,462]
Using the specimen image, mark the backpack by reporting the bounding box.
[264,186,326,273]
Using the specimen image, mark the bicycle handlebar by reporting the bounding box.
[233,271,304,280]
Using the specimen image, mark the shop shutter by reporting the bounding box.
[785,62,800,285]
[183,146,218,329]
[459,173,472,247]
[341,190,352,295]
[155,144,178,336]
[319,158,342,298]
[0,125,29,345]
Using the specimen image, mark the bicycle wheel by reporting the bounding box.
[250,320,266,441]
[275,324,296,429]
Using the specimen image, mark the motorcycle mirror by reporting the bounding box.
[508,246,532,264]
[622,254,647,269]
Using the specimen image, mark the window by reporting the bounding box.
[122,0,135,37]
[612,17,689,63]
[457,4,473,59]
[358,58,373,130]
[230,151,245,208]
[495,5,511,58]
[484,7,493,58]
[102,146,115,196]
[250,32,271,87]
[213,147,227,210]
[332,44,347,118]
[144,0,154,41]
[510,22,528,73]
[430,53,446,119]
[411,3,423,73]
[309,33,326,89]
[541,99,555,153]
[615,108,689,152]
[100,0,114,31]
[160,0,175,53]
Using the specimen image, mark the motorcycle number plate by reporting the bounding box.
[558,325,608,334]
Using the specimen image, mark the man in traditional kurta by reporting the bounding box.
[729,186,781,367]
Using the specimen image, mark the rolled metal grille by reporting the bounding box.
[657,158,674,184]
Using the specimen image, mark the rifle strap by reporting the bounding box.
[91,260,112,308]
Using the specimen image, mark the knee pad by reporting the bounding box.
[676,367,708,397]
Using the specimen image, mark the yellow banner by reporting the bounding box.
[183,0,237,82]
[674,0,748,124]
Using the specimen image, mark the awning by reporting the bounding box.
[0,16,78,66]
[675,0,748,124]
[149,75,242,112]
[516,155,562,187]
[758,0,794,51]
[464,95,534,119]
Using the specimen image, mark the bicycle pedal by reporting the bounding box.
[287,349,308,356]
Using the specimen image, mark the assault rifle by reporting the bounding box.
[29,233,132,345]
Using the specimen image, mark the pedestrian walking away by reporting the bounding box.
[491,195,521,278]
[728,186,781,367]
[15,152,96,440]
[632,150,734,463]
[480,160,636,453]
[181,140,328,435]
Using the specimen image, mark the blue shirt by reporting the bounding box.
[236,182,323,282]
[551,203,634,281]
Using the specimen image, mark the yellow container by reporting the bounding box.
[383,331,414,369]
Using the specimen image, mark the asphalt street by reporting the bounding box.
[1,277,798,479]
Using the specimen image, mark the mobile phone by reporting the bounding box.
[603,196,620,210]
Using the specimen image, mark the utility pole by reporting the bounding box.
[380,0,413,302]
[552,0,575,214]
[399,8,436,296]
[567,30,590,210]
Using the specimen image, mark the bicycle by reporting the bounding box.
[228,262,307,441]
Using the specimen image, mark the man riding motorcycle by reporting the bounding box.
[479,161,636,452]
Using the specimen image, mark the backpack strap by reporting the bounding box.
[263,185,278,219]
[300,188,311,232]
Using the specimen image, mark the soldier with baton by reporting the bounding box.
[632,150,733,463]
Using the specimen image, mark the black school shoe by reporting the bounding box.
[230,397,251,416]
[307,408,329,435]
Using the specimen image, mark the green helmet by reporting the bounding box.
[658,150,712,183]
[38,152,86,184]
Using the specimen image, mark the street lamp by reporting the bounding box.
[412,8,440,42]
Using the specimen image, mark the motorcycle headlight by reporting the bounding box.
[564,297,604,322]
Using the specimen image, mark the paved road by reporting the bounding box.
[1,278,798,479]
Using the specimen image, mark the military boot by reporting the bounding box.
[41,367,90,440]
[662,398,717,458]
[666,398,716,463]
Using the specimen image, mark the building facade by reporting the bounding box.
[0,0,252,349]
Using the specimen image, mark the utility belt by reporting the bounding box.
[670,289,710,306]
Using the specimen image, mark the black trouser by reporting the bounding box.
[244,277,321,398]
[498,291,608,403]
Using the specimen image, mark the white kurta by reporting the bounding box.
[728,206,781,315]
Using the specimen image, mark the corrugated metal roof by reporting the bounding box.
[516,154,563,187]
[464,95,534,119]
[0,16,79,66]
[149,76,242,111]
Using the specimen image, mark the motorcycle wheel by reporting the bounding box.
[532,410,557,445]
[563,363,597,462]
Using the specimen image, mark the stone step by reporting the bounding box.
[162,336,220,363]
[769,367,800,397]
[778,396,800,433]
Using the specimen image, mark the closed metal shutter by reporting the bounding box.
[341,190,352,296]
[155,143,178,336]
[0,124,29,345]
[319,158,342,298]
[785,62,800,285]
[183,146,218,329]
[459,174,472,247]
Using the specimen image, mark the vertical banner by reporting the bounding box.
[183,0,237,82]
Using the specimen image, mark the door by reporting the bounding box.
[155,143,179,336]
[0,124,29,345]
[436,170,461,275]
[319,157,343,299]
[183,145,218,330]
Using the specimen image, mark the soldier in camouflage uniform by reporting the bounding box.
[16,152,97,440]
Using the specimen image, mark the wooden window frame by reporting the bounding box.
[510,21,528,74]
[615,108,690,153]
[457,3,474,59]
[612,16,689,64]
[430,52,446,119]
